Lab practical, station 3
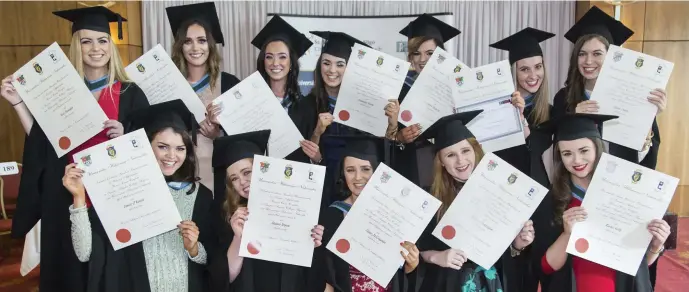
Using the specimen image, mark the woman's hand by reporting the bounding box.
[1,75,22,105]
[384,99,400,126]
[511,91,525,116]
[647,88,667,114]
[575,100,599,114]
[179,220,200,256]
[311,225,325,247]
[103,120,124,139]
[230,207,249,238]
[648,219,671,252]
[401,241,420,274]
[430,248,467,270]
[199,119,221,139]
[563,207,587,235]
[300,140,322,163]
[206,103,222,125]
[62,163,86,206]
[512,220,535,250]
[398,124,421,144]
[315,113,334,137]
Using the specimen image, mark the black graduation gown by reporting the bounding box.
[528,190,654,292]
[84,184,215,292]
[390,78,435,189]
[315,204,423,292]
[11,82,150,292]
[552,88,661,170]
[220,72,241,93]
[416,216,524,292]
[284,92,311,164]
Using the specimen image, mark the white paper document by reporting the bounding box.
[433,152,547,269]
[239,155,325,266]
[12,42,108,157]
[333,44,410,137]
[125,44,208,123]
[566,153,678,275]
[212,72,303,159]
[590,45,674,151]
[398,47,469,133]
[74,129,182,250]
[452,60,523,153]
[327,163,441,286]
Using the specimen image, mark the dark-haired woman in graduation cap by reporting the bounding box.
[63,100,215,292]
[552,6,665,171]
[531,113,670,292]
[209,130,325,292]
[166,2,241,194]
[315,135,422,292]
[390,14,461,189]
[416,111,535,292]
[3,6,150,292]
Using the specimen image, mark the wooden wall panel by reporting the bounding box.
[644,1,689,41]
[621,41,643,52]
[127,1,143,47]
[619,1,646,42]
[0,1,77,46]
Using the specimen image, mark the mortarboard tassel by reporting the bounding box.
[117,14,123,40]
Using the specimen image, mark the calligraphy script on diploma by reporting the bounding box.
[567,153,678,275]
[12,42,108,157]
[327,163,440,286]
[75,129,182,250]
[433,153,546,269]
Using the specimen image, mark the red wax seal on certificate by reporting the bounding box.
[116,228,131,243]
[575,238,589,253]
[247,241,261,255]
[441,225,456,240]
[338,110,350,121]
[401,110,413,122]
[59,136,71,150]
[335,239,350,253]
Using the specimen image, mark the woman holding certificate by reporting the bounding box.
[165,2,241,194]
[63,100,215,292]
[416,111,535,292]
[249,16,314,164]
[390,14,460,189]
[532,113,670,292]
[209,130,325,292]
[552,7,665,170]
[4,6,150,292]
[316,135,421,292]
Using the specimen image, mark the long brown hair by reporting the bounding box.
[309,54,334,113]
[512,60,550,125]
[550,137,606,225]
[430,138,484,219]
[563,34,610,113]
[222,158,250,223]
[407,36,443,71]
[171,19,222,90]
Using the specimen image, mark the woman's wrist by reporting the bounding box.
[73,196,87,208]
[12,100,24,106]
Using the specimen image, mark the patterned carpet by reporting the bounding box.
[0,219,687,291]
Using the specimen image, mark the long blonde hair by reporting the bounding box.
[430,138,485,219]
[68,31,130,90]
[512,61,551,125]
[407,36,443,72]
[222,160,250,223]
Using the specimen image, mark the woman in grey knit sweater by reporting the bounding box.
[62,100,216,292]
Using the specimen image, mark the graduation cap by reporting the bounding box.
[251,15,313,58]
[422,110,483,153]
[212,130,270,172]
[564,6,633,46]
[53,6,126,40]
[337,135,385,166]
[399,14,460,43]
[166,2,224,45]
[490,27,555,65]
[310,31,370,61]
[123,100,197,143]
[536,113,618,142]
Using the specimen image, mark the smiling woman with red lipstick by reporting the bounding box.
[531,113,670,292]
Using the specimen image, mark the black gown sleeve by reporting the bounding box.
[220,72,241,94]
[189,185,215,292]
[11,124,47,238]
[551,87,567,120]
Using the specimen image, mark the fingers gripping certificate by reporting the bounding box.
[239,155,325,267]
[212,72,304,159]
[432,153,547,269]
[12,42,108,157]
[74,129,182,250]
[566,153,678,276]
[452,60,524,153]
[590,45,674,151]
[398,47,470,134]
[333,44,410,137]
[125,44,207,123]
[327,163,441,286]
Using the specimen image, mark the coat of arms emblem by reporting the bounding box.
[380,171,391,183]
[613,51,623,62]
[357,49,366,59]
[260,161,270,173]
[437,54,446,64]
[635,57,644,69]
[33,62,43,75]
[454,65,462,73]
[376,56,384,66]
[487,160,497,171]
[16,75,26,85]
[455,77,464,86]
[106,145,117,159]
[136,63,146,73]
[284,164,293,179]
[81,155,92,167]
[476,71,484,81]
[234,91,243,99]
[632,169,642,183]
[507,173,518,185]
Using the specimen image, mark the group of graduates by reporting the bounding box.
[0,2,673,292]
